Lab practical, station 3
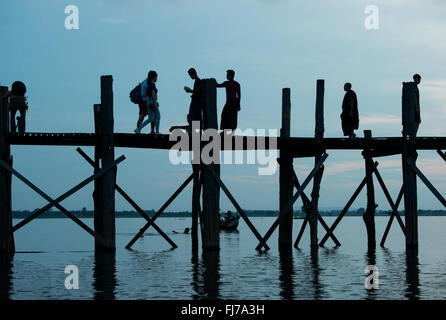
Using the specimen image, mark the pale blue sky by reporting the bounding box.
[1,0,445,211]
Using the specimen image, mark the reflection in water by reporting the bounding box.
[279,247,294,300]
[0,254,13,300]
[191,250,220,300]
[310,247,322,300]
[406,248,420,300]
[365,249,377,300]
[93,252,117,300]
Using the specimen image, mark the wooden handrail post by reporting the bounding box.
[363,130,376,249]
[402,82,418,248]
[200,79,220,250]
[0,86,14,253]
[94,76,116,251]
[279,88,293,247]
[309,80,325,248]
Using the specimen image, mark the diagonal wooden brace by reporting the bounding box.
[76,148,177,249]
[290,167,341,247]
[205,165,270,251]
[319,161,379,247]
[256,153,328,251]
[379,186,404,247]
[125,173,194,249]
[0,156,125,244]
[437,150,446,162]
[407,159,446,207]
[373,167,406,233]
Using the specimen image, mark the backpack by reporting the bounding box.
[129,83,142,104]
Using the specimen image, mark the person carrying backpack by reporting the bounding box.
[135,71,160,134]
[2,81,29,133]
[131,71,156,134]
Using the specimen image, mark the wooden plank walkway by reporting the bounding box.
[8,133,446,152]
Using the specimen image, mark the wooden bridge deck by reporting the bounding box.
[7,133,446,155]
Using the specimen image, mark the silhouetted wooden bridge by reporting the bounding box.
[1,76,445,255]
[8,133,446,152]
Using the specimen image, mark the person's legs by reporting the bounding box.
[135,102,148,133]
[154,107,160,133]
[17,108,26,134]
[10,107,18,133]
[141,106,155,132]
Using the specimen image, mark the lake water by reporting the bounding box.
[1,216,446,300]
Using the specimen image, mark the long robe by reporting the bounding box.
[341,90,359,136]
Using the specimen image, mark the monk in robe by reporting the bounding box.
[341,82,359,138]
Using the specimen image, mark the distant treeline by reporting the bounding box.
[11,208,446,219]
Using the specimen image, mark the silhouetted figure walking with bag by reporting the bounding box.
[341,82,359,138]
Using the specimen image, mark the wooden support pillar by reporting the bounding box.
[0,87,14,253]
[192,164,200,253]
[402,82,418,248]
[279,88,294,247]
[200,79,220,250]
[363,130,376,249]
[94,76,116,251]
[309,80,325,248]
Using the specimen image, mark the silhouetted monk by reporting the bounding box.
[217,70,241,132]
[413,74,421,135]
[341,82,359,138]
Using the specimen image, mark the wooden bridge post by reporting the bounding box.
[309,80,325,248]
[363,130,376,249]
[0,87,14,253]
[200,79,220,250]
[192,164,200,253]
[279,88,294,247]
[93,76,116,251]
[402,82,418,248]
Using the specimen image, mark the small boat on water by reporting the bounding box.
[219,210,240,231]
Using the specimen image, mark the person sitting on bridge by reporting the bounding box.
[137,71,161,135]
[2,81,29,134]
[217,69,241,134]
[340,82,359,138]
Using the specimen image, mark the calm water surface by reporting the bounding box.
[1,216,446,300]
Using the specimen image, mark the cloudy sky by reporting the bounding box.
[1,0,445,212]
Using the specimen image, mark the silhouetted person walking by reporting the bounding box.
[217,70,241,132]
[138,70,161,134]
[3,81,28,133]
[341,82,359,138]
[413,74,421,135]
[134,71,156,134]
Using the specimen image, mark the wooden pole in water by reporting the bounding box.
[363,130,376,249]
[402,82,418,248]
[200,79,220,250]
[94,76,116,251]
[309,80,325,248]
[192,164,200,253]
[0,86,14,253]
[279,88,293,247]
